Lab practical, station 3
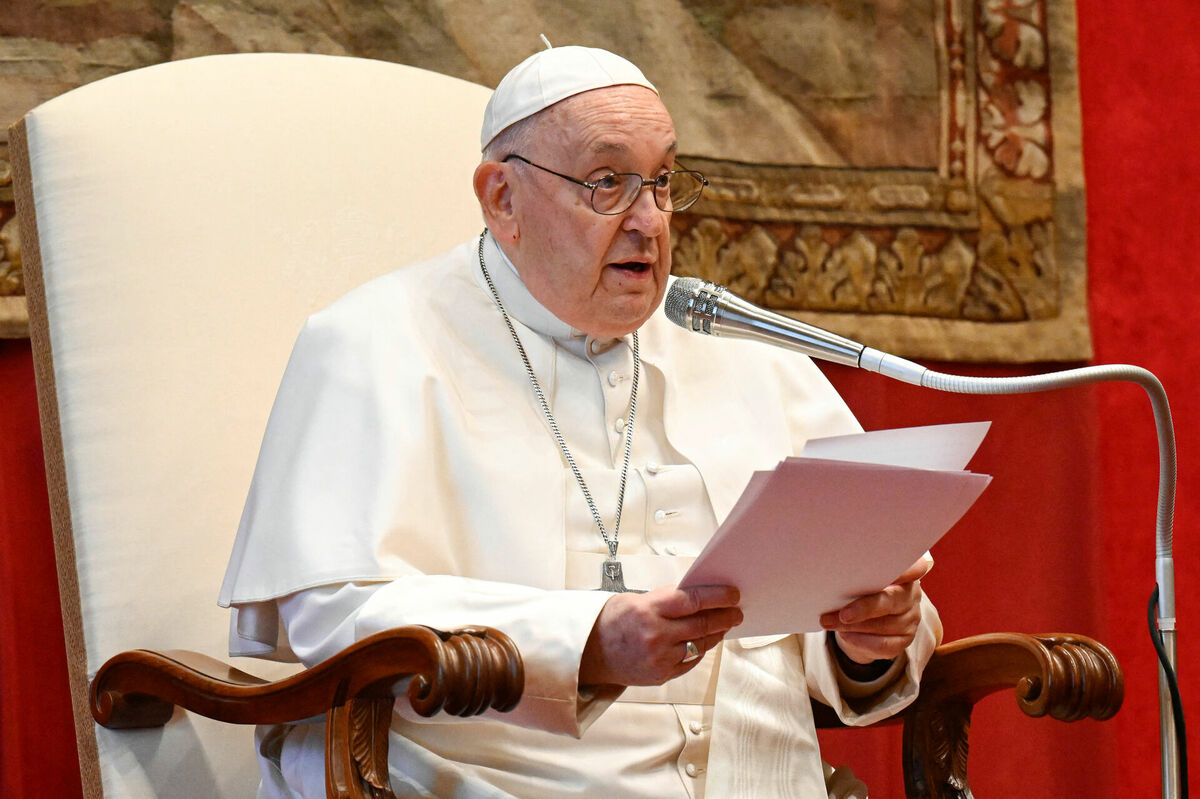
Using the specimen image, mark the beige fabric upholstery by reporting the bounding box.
[17,53,490,798]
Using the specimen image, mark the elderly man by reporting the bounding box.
[221,45,940,798]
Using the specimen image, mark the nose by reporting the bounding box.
[621,182,667,237]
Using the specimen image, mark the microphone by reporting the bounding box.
[663,277,928,384]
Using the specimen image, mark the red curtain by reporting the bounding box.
[0,338,81,798]
[1,0,1195,794]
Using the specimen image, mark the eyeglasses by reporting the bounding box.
[503,154,708,215]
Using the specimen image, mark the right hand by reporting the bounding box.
[579,585,742,687]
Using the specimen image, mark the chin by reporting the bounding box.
[606,308,657,338]
[580,290,664,338]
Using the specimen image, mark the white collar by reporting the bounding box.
[476,231,627,355]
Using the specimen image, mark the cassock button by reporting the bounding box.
[646,462,661,474]
[685,763,699,778]
[664,545,678,556]
[615,417,627,433]
[689,721,703,735]
[608,370,621,387]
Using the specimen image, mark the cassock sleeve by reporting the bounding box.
[278,579,620,737]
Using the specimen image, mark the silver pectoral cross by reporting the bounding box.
[599,558,646,593]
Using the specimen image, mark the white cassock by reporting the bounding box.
[219,233,942,798]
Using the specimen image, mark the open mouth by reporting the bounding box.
[611,260,651,274]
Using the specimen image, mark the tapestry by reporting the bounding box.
[0,0,1089,361]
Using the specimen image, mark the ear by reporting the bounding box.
[473,161,519,242]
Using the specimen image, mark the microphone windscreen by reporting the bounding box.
[664,277,705,328]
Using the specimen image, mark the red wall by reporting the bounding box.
[0,0,1195,795]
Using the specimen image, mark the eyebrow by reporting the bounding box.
[590,140,679,157]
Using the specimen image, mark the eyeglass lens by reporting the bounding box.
[592,172,706,215]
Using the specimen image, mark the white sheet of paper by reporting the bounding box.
[799,420,991,470]
[679,423,992,637]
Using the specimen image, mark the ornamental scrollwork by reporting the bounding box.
[0,143,21,298]
[676,218,1055,324]
[979,0,1053,180]
[1,217,22,297]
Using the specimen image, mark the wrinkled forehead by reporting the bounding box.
[531,86,678,159]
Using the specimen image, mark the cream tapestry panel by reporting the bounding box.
[0,0,1088,361]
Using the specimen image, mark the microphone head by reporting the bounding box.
[665,276,721,333]
[664,274,867,366]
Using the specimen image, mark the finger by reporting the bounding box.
[830,582,922,626]
[658,584,741,619]
[835,631,913,662]
[894,554,934,585]
[692,630,727,653]
[677,605,744,641]
[828,606,921,637]
[669,630,730,677]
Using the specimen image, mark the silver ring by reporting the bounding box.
[681,640,701,663]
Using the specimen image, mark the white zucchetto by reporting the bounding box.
[480,45,658,151]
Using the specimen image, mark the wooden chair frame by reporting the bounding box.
[91,628,1121,798]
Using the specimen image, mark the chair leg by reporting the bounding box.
[326,698,397,799]
[902,701,973,799]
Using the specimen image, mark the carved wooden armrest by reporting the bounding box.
[902,632,1123,798]
[90,625,523,799]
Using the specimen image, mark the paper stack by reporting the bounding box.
[679,422,993,637]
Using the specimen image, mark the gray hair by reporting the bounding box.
[481,109,543,163]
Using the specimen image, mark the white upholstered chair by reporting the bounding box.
[13,52,1122,799]
[12,53,521,799]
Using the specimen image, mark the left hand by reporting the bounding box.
[819,555,932,665]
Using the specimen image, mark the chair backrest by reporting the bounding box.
[13,53,491,798]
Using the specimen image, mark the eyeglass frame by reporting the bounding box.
[502,154,708,215]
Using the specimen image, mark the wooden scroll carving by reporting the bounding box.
[901,632,1123,798]
[90,625,523,799]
